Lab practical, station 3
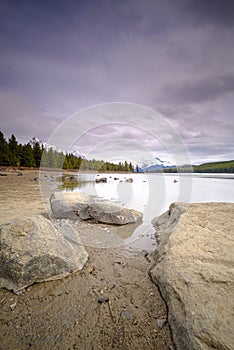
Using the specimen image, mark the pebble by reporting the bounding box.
[9,302,17,311]
[157,318,167,329]
[98,295,109,303]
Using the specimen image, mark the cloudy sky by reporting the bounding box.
[0,0,234,164]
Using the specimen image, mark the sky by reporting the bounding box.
[0,0,234,165]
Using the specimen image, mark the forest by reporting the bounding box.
[153,161,234,173]
[0,131,134,172]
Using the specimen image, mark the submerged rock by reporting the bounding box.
[150,202,234,350]
[0,216,88,294]
[50,192,142,225]
[95,177,107,183]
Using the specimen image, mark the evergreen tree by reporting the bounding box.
[33,141,42,167]
[0,131,11,165]
[41,149,49,168]
[124,161,130,172]
[8,134,20,166]
[47,148,57,168]
[129,162,134,172]
[21,143,36,167]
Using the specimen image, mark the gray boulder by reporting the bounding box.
[150,202,234,350]
[95,177,107,183]
[88,201,142,225]
[50,192,142,225]
[0,216,88,294]
[50,192,91,220]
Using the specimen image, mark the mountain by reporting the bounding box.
[29,137,57,152]
[71,150,87,160]
[30,138,87,159]
[139,157,175,172]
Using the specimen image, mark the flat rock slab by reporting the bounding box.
[0,215,88,293]
[50,192,142,225]
[150,202,234,350]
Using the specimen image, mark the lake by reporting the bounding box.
[60,172,234,250]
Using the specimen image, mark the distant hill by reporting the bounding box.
[193,160,234,173]
[143,160,234,173]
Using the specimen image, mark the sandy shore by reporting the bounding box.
[0,170,174,349]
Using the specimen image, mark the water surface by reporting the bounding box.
[61,173,234,250]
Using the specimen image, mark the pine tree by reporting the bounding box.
[8,134,20,166]
[0,131,11,165]
[21,144,36,167]
[33,141,42,167]
[47,148,57,168]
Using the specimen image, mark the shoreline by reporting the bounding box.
[0,170,175,349]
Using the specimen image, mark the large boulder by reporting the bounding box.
[0,216,88,294]
[95,177,107,183]
[50,192,142,225]
[50,192,91,220]
[88,201,142,225]
[150,202,234,350]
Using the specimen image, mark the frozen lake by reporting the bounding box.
[61,173,234,250]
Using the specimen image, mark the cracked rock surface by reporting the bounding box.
[0,216,88,293]
[150,202,234,350]
[50,191,143,225]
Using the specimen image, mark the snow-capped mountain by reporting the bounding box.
[72,150,87,159]
[139,157,175,171]
[29,137,57,151]
[29,137,87,158]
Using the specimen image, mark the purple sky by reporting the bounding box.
[0,0,234,164]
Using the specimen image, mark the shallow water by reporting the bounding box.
[61,173,234,250]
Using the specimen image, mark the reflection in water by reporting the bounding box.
[57,175,94,191]
[58,172,234,250]
[111,220,143,239]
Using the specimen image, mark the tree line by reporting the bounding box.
[0,131,135,172]
[146,161,234,173]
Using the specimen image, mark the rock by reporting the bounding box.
[50,192,142,225]
[0,173,7,176]
[0,216,88,293]
[173,179,178,183]
[17,172,23,176]
[50,192,91,220]
[125,178,133,183]
[156,318,166,330]
[10,302,17,311]
[114,177,119,180]
[150,202,234,350]
[98,295,109,303]
[88,201,142,225]
[95,177,107,183]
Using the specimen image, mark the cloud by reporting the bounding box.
[185,0,234,27]
[0,92,60,143]
[160,75,234,104]
[0,0,234,163]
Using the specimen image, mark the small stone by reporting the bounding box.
[10,302,17,311]
[157,318,166,329]
[98,295,109,303]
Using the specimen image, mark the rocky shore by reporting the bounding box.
[1,170,233,350]
[150,202,234,350]
[0,170,174,350]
